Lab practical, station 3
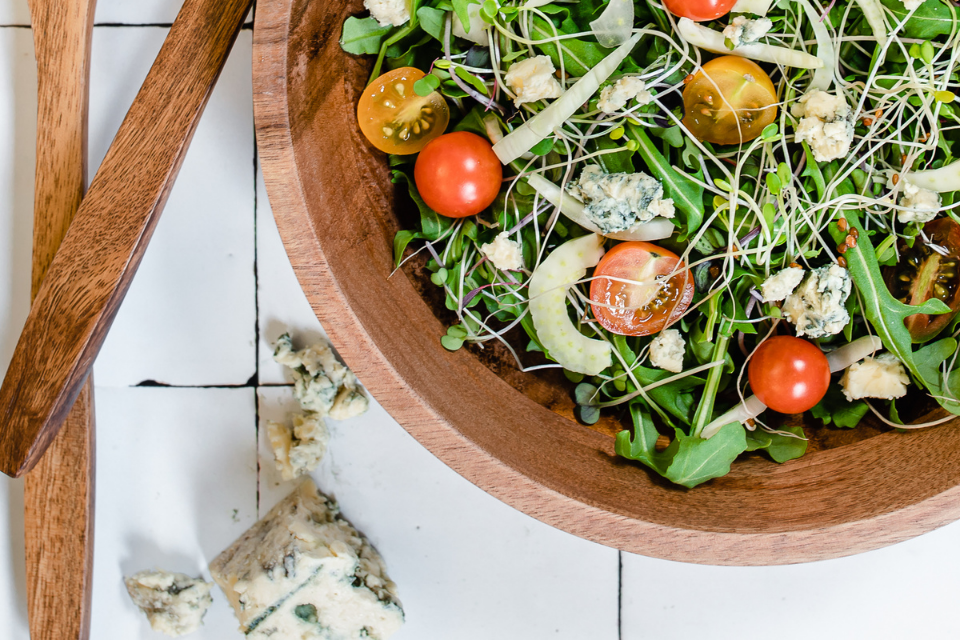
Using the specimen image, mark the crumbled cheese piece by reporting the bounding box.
[504,56,563,107]
[274,333,369,419]
[597,77,652,114]
[649,329,685,373]
[480,232,524,271]
[722,16,773,48]
[566,165,675,234]
[761,267,804,302]
[364,0,410,27]
[902,0,923,9]
[840,352,910,401]
[898,180,941,224]
[210,479,404,640]
[792,90,855,163]
[782,264,852,338]
[268,413,330,481]
[125,570,213,637]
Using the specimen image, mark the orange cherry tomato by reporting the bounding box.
[663,0,736,21]
[589,241,694,336]
[357,67,449,155]
[682,56,778,145]
[414,132,503,218]
[748,336,830,414]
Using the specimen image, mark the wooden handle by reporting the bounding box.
[24,0,97,637]
[0,0,253,478]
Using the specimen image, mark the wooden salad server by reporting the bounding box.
[23,0,98,636]
[0,0,252,479]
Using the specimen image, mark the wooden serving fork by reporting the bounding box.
[23,0,97,637]
[0,0,252,478]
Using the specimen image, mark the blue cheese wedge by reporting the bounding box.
[124,570,213,637]
[210,479,404,640]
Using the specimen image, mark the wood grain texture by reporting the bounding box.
[0,0,253,478]
[24,0,97,637]
[253,0,960,565]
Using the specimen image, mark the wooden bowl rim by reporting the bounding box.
[251,0,960,565]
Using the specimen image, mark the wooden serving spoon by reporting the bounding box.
[0,0,253,478]
[23,0,98,636]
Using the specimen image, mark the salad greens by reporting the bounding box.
[342,0,960,487]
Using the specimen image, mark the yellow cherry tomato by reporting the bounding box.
[682,56,778,146]
[357,67,450,155]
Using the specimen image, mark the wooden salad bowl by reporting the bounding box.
[252,0,960,565]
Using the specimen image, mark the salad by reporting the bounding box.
[340,0,960,487]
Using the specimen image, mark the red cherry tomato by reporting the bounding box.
[414,132,503,218]
[589,241,694,336]
[748,336,830,414]
[663,0,737,21]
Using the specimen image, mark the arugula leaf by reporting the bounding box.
[914,338,960,414]
[828,210,950,386]
[665,423,747,488]
[394,229,425,266]
[744,426,807,463]
[392,169,452,240]
[811,385,869,428]
[340,17,393,55]
[615,405,669,475]
[627,125,705,241]
[417,6,447,40]
[880,0,956,38]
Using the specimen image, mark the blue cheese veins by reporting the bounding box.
[124,570,214,637]
[210,479,404,640]
[566,165,675,234]
[781,264,852,338]
[268,413,330,481]
[274,333,369,419]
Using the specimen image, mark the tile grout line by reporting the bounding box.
[618,551,623,640]
[253,121,262,519]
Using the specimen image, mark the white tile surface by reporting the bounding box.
[256,166,326,384]
[257,386,621,639]
[622,522,960,640]
[0,2,28,26]
[94,0,184,25]
[0,477,27,639]
[90,386,258,640]
[91,27,256,387]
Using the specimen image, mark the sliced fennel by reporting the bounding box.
[797,0,836,90]
[854,0,888,47]
[730,0,774,15]
[677,18,822,69]
[528,234,613,375]
[590,0,634,48]
[452,0,492,45]
[526,174,675,241]
[492,32,642,165]
[700,336,884,439]
[902,159,960,192]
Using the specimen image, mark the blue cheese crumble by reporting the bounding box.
[274,333,369,420]
[364,0,410,27]
[210,479,404,640]
[566,165,675,234]
[503,55,563,107]
[124,570,213,637]
[480,232,524,271]
[792,91,855,163]
[268,413,330,481]
[760,267,804,302]
[840,352,909,401]
[649,329,685,373]
[722,16,773,48]
[898,180,941,224]
[781,264,852,338]
[597,77,652,114]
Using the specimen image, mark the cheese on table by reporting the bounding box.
[210,479,404,640]
[124,569,214,637]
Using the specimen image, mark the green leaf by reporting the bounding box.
[340,17,393,55]
[744,426,808,463]
[413,74,441,96]
[914,338,960,414]
[828,211,951,387]
[810,385,869,428]
[879,0,956,38]
[530,16,612,77]
[615,405,669,475]
[391,169,452,241]
[800,142,827,199]
[455,66,489,95]
[627,124,705,241]
[664,422,747,488]
[441,335,464,351]
[393,229,425,266]
[765,172,782,195]
[452,0,482,32]
[417,6,447,40]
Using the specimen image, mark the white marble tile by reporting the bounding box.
[255,165,326,384]
[257,386,620,639]
[93,0,253,28]
[90,27,256,387]
[0,476,27,639]
[0,27,34,383]
[90,386,258,640]
[0,3,28,26]
[621,522,960,640]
